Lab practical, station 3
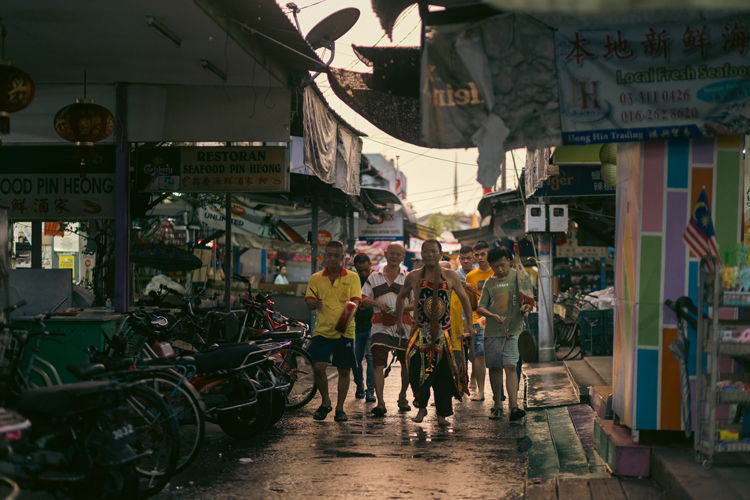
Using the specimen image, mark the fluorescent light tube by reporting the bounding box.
[201,60,227,81]
[146,16,181,48]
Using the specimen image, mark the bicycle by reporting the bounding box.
[0,305,180,499]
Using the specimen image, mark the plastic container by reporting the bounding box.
[105,298,112,312]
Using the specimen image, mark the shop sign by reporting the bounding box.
[556,18,750,145]
[359,210,404,242]
[535,165,615,197]
[137,146,290,193]
[556,229,607,258]
[0,146,116,220]
[58,254,75,271]
[53,223,80,253]
[317,230,332,247]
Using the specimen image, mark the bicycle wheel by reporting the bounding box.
[124,384,180,499]
[0,476,20,500]
[129,371,205,474]
[282,345,317,410]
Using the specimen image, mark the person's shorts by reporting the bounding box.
[371,344,406,366]
[484,336,520,368]
[309,335,357,369]
[467,324,485,361]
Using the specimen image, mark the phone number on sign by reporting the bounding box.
[619,90,691,105]
[620,107,699,123]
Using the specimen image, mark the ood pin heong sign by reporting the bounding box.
[137,146,290,193]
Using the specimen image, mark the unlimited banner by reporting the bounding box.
[137,146,290,193]
[555,17,750,145]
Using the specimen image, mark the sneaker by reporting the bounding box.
[509,407,526,421]
[365,392,376,403]
[355,385,365,399]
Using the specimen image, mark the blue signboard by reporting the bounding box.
[534,165,615,197]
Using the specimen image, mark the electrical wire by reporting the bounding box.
[365,138,478,166]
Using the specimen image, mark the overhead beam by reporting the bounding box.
[191,0,289,86]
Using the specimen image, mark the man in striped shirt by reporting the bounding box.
[361,243,414,417]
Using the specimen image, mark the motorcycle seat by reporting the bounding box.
[16,381,123,417]
[190,343,265,373]
[265,331,304,341]
[66,363,109,380]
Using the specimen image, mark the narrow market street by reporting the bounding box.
[155,366,527,500]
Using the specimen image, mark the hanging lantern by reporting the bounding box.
[0,60,35,134]
[599,143,617,187]
[53,98,115,160]
[601,162,617,187]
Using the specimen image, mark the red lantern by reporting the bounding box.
[0,59,35,135]
[53,98,114,160]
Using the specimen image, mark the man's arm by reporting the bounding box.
[477,306,503,323]
[361,297,389,311]
[446,271,474,335]
[395,273,415,331]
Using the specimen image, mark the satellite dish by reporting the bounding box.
[305,8,360,52]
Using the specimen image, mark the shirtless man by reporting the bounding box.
[396,240,474,425]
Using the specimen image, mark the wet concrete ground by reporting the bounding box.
[155,365,528,499]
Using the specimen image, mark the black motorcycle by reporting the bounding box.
[0,306,179,499]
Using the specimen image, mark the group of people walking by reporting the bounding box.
[304,238,530,424]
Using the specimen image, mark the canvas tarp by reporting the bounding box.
[303,86,362,196]
[421,13,562,188]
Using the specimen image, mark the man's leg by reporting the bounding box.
[336,367,350,412]
[471,325,486,401]
[433,358,454,425]
[489,366,504,410]
[504,364,519,410]
[352,332,366,397]
[371,344,388,410]
[314,361,331,407]
[409,351,429,423]
[363,332,376,401]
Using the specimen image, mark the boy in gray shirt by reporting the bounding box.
[477,247,531,421]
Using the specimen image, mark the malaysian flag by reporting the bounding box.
[683,187,720,268]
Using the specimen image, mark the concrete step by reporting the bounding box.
[568,404,609,475]
[563,360,608,404]
[651,445,750,500]
[589,385,614,420]
[526,405,609,481]
[593,417,651,477]
[523,363,580,409]
[583,356,613,386]
[526,477,666,500]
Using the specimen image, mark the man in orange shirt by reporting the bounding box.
[464,241,494,402]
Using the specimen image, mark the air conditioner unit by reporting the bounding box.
[549,205,569,233]
[525,204,546,232]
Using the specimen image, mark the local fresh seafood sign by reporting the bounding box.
[555,17,750,145]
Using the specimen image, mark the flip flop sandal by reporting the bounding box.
[372,407,387,417]
[312,405,333,421]
[397,400,411,412]
[334,410,348,422]
[489,407,502,420]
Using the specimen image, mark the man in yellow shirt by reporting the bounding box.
[465,241,494,402]
[305,241,362,422]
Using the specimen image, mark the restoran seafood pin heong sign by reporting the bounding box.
[555,17,750,145]
[137,146,290,193]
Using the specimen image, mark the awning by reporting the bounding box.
[360,186,402,207]
[477,189,523,219]
[217,232,313,254]
[452,226,496,248]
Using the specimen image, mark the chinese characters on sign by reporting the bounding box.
[137,146,290,193]
[0,175,115,220]
[556,17,750,145]
[535,165,615,197]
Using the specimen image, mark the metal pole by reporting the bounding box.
[114,83,129,312]
[348,206,355,255]
[538,233,555,362]
[224,193,232,312]
[31,221,42,268]
[311,195,318,275]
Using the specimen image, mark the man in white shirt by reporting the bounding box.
[361,243,414,417]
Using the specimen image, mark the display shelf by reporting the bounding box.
[695,256,750,468]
